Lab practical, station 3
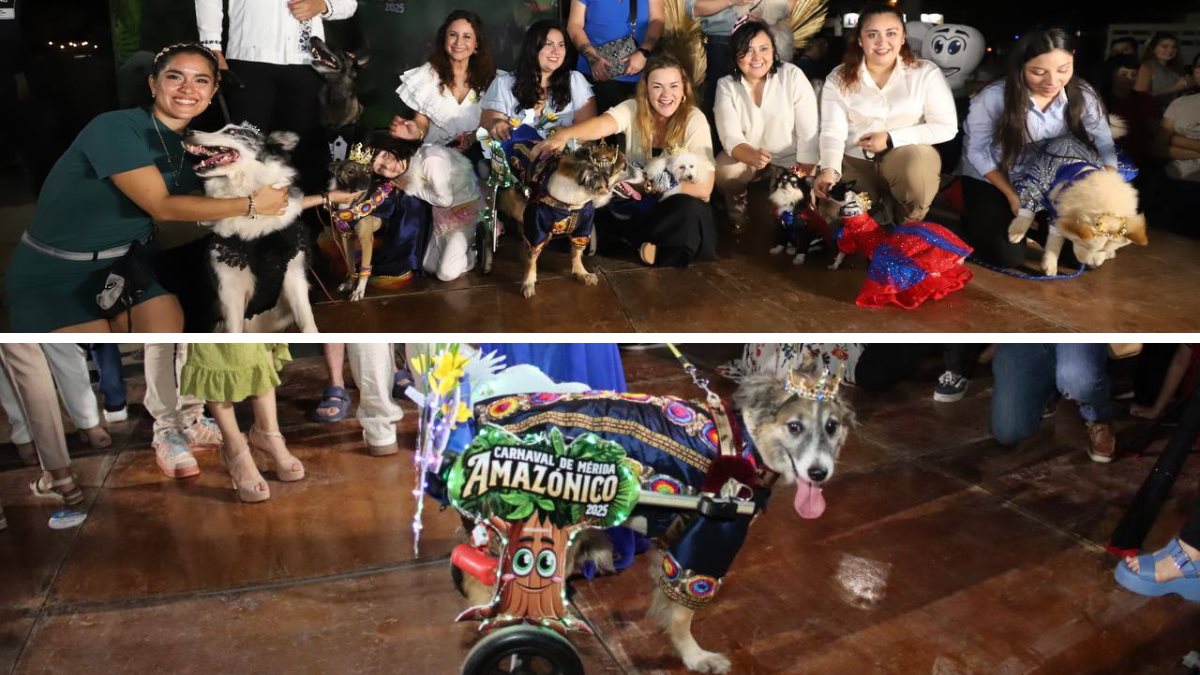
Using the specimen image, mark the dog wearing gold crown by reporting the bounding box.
[514,140,631,297]
[326,142,386,301]
[455,352,852,673]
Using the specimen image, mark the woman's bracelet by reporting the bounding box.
[246,195,257,219]
[321,192,331,210]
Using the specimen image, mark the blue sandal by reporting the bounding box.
[1114,538,1200,601]
[311,386,351,423]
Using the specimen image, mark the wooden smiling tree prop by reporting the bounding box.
[448,425,640,635]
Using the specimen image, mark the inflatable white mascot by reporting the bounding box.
[923,24,986,94]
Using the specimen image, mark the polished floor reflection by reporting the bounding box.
[1,346,1198,673]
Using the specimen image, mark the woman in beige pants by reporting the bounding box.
[813,6,957,224]
[0,344,85,506]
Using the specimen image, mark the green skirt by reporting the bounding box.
[180,344,292,403]
[5,242,170,332]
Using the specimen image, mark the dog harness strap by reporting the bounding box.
[20,232,144,262]
[331,183,395,231]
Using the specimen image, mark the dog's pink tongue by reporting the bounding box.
[794,480,826,519]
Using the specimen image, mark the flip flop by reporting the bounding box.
[311,386,351,423]
[1114,538,1200,601]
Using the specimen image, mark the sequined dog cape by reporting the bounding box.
[837,210,974,310]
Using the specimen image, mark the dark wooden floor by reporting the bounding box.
[2,346,1198,674]
[2,167,1199,332]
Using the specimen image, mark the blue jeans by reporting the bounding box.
[991,344,1112,445]
[89,343,126,412]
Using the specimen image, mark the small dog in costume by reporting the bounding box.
[449,354,852,673]
[643,150,712,200]
[767,166,837,266]
[1006,134,1146,276]
[827,182,974,309]
[488,124,634,297]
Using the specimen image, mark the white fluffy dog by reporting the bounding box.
[644,151,712,199]
[184,123,318,333]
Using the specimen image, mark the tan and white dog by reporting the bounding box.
[499,141,633,298]
[458,357,853,673]
[1006,133,1147,276]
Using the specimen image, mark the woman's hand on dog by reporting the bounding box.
[532,134,570,160]
[253,185,291,216]
[489,120,513,141]
[327,189,366,204]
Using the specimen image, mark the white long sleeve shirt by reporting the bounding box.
[714,62,820,168]
[196,0,358,66]
[818,58,956,175]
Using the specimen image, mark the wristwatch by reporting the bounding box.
[636,47,654,58]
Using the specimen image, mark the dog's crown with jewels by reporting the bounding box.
[586,141,620,170]
[347,143,376,165]
[785,366,843,403]
[237,121,262,136]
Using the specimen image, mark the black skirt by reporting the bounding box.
[629,195,718,268]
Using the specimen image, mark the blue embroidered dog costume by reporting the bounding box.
[471,391,767,609]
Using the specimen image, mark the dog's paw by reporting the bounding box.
[768,244,784,255]
[1007,215,1034,244]
[785,244,797,255]
[792,253,806,266]
[337,280,352,293]
[349,286,366,302]
[574,271,599,286]
[683,650,732,674]
[1041,255,1059,277]
[828,253,846,270]
[521,281,537,298]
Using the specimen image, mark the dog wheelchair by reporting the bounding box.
[432,423,758,675]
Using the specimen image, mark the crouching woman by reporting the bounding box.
[534,54,716,267]
[371,135,485,282]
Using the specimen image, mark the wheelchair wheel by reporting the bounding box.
[461,626,583,675]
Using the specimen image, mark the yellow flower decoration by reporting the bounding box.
[442,400,472,425]
[409,354,430,377]
[545,110,559,122]
[508,116,521,128]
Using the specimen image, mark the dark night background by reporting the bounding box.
[2,0,1199,192]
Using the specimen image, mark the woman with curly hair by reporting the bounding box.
[392,10,499,149]
[480,19,597,141]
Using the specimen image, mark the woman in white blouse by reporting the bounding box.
[813,4,956,224]
[392,10,497,149]
[714,19,819,232]
[480,20,597,140]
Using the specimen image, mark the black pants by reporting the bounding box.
[223,60,327,194]
[854,344,936,392]
[701,37,732,152]
[944,344,984,377]
[590,78,637,116]
[960,176,1079,269]
[631,195,717,267]
[1182,504,1200,549]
